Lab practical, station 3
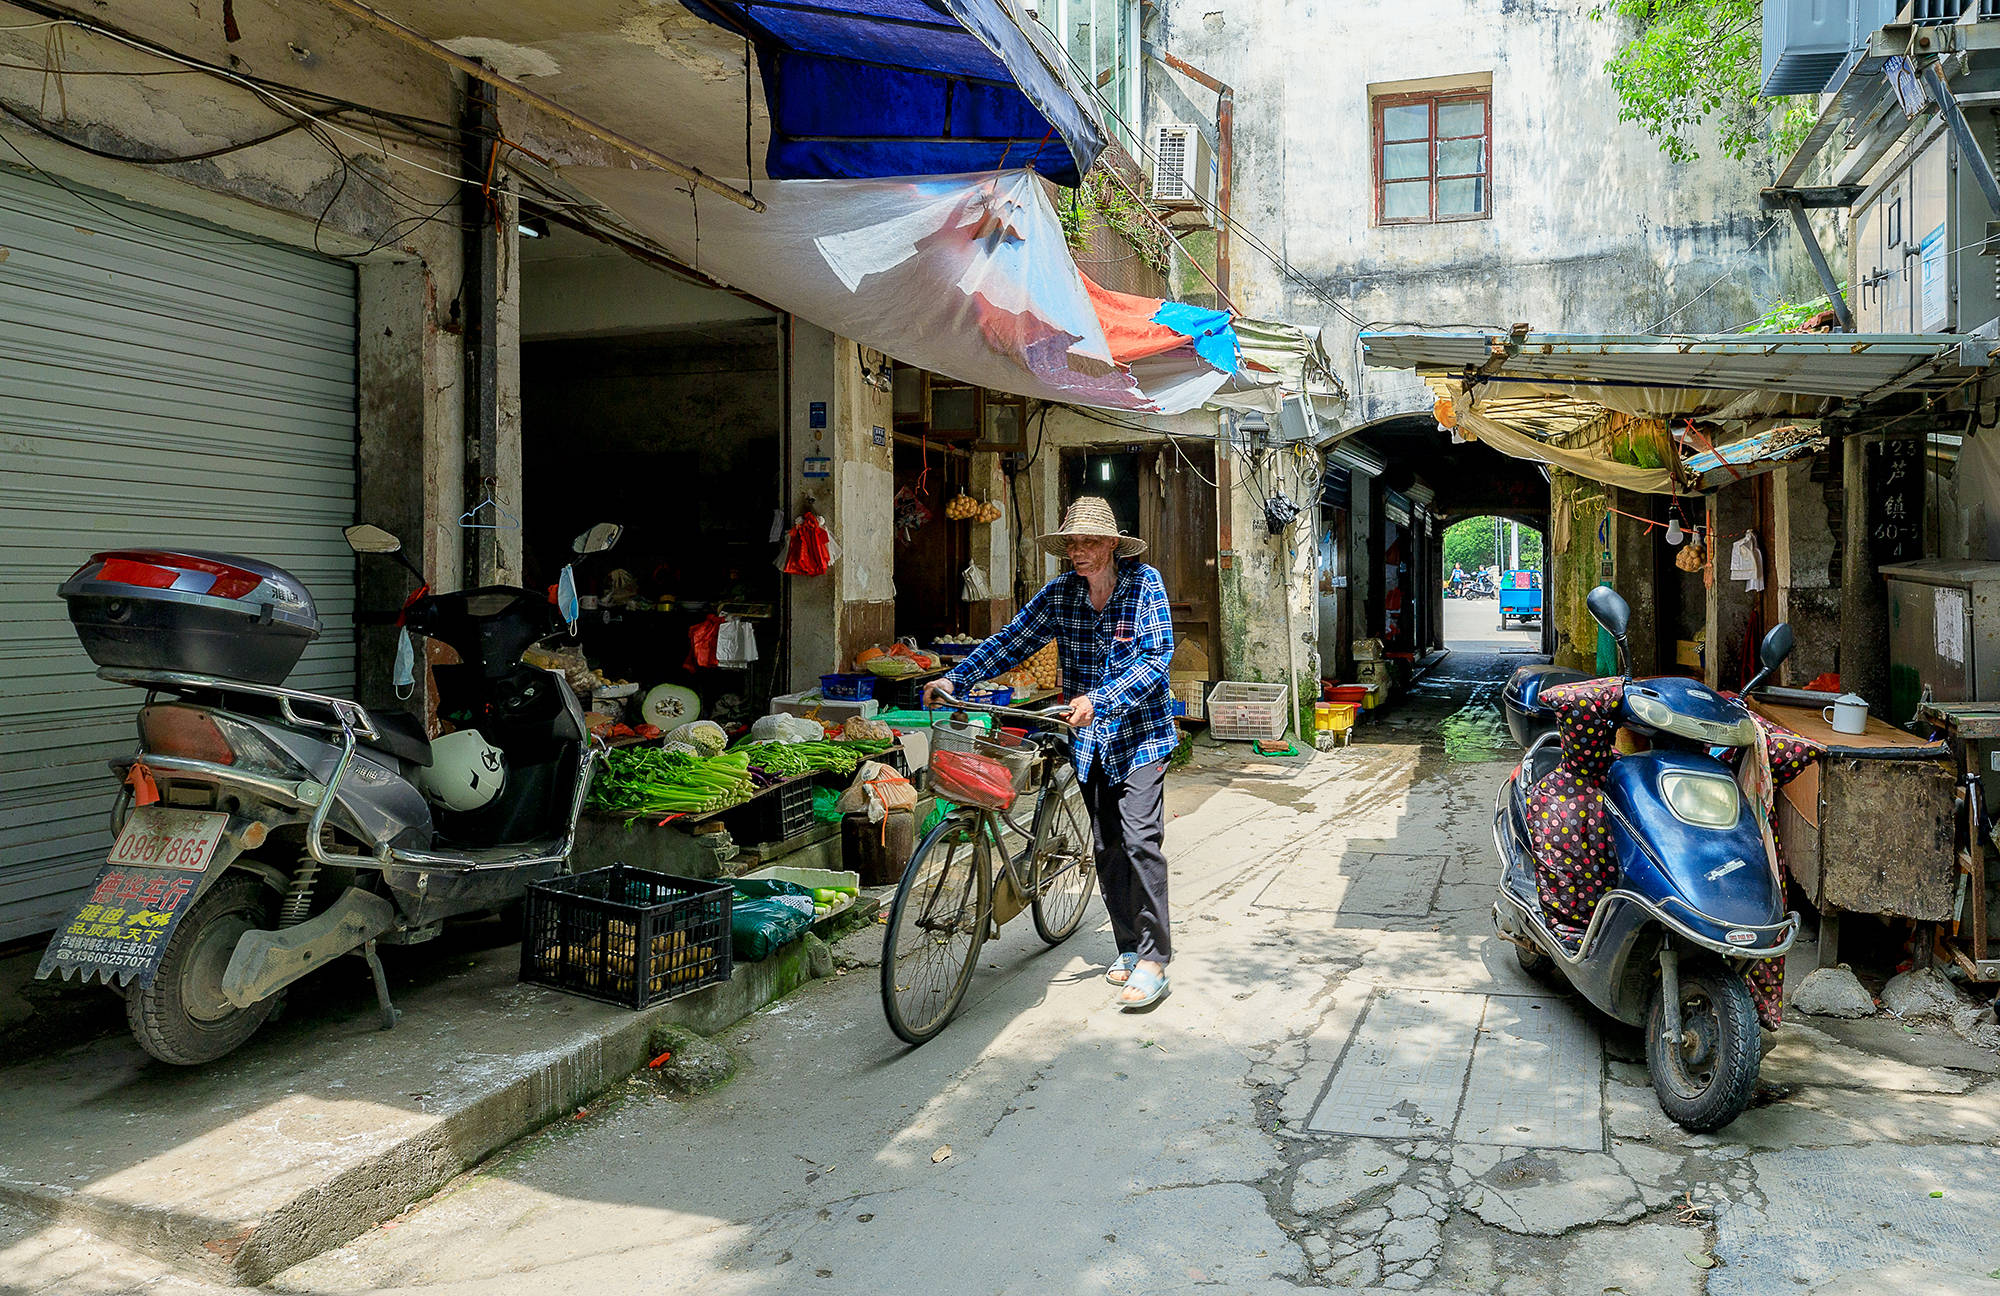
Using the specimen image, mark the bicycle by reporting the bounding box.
[879,696,1097,1045]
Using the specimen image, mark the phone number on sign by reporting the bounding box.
[110,829,218,869]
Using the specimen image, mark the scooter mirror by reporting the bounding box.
[344,524,402,554]
[573,522,623,555]
[1586,585,1631,638]
[1760,623,1794,670]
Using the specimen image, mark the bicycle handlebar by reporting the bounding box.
[926,690,1076,730]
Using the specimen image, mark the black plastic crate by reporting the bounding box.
[520,865,732,1008]
[722,778,816,847]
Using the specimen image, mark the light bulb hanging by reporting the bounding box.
[1665,517,1684,545]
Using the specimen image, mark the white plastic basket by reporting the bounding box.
[1205,681,1290,742]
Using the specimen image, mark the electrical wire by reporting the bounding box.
[0,99,302,164]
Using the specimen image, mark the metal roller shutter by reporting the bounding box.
[0,164,357,941]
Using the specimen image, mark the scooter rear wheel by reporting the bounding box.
[127,873,282,1066]
[1646,967,1759,1133]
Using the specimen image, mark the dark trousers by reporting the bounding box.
[1080,759,1171,964]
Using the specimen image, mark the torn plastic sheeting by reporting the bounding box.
[560,166,1231,414]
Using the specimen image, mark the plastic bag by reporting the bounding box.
[836,760,917,821]
[929,749,1017,811]
[729,878,817,961]
[751,712,826,744]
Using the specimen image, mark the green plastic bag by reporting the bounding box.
[921,797,959,836]
[811,785,844,823]
[729,878,816,961]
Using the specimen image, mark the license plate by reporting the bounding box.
[108,808,229,873]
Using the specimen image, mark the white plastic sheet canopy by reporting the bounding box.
[562,166,1234,413]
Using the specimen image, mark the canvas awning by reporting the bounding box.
[1361,328,2000,493]
[681,0,1106,183]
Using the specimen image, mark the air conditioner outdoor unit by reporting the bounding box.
[1150,124,1214,211]
[1760,0,1897,96]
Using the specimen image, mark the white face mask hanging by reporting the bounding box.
[557,563,581,630]
[392,626,417,699]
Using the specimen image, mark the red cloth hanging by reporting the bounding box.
[784,510,833,576]
[1079,274,1186,364]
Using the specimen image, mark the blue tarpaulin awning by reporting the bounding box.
[682,0,1106,184]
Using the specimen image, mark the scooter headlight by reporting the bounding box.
[1660,771,1742,829]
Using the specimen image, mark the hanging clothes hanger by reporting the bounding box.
[460,480,521,531]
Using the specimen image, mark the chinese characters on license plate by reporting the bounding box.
[34,810,229,985]
[109,808,227,872]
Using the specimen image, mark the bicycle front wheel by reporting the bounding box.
[1030,763,1096,945]
[880,814,989,1046]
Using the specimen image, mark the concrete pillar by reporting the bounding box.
[1773,456,1841,686]
[1610,488,1659,677]
[833,339,896,669]
[1840,432,1892,709]
[1351,480,1377,641]
[1704,482,1760,690]
[785,321,840,691]
[968,450,1015,633]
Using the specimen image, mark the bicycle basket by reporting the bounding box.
[930,749,1020,811]
[932,719,1038,790]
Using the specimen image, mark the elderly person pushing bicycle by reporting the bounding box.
[923,496,1178,1010]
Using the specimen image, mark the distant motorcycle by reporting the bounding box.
[1467,571,1497,599]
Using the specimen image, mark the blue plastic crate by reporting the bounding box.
[819,673,876,701]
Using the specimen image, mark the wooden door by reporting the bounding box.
[1059,445,1221,681]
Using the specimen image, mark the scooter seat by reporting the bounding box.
[364,710,433,768]
[1523,739,1563,789]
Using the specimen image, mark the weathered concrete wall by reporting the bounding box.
[1704,482,1761,690]
[833,340,897,669]
[1609,489,1658,678]
[1774,456,1842,687]
[1548,471,1609,672]
[1147,0,1819,414]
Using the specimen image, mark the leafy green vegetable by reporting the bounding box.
[589,747,755,817]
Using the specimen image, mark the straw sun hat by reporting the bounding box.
[1039,496,1147,559]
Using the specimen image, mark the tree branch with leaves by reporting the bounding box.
[1596,0,1815,164]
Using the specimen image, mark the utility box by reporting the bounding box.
[1852,122,2000,335]
[1762,0,1855,96]
[1881,560,2000,722]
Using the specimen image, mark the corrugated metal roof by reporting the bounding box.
[1360,330,1993,401]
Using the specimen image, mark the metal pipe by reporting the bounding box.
[310,0,765,212]
[1148,46,1233,301]
[1783,197,1856,333]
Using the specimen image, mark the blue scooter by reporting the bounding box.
[1493,587,1799,1133]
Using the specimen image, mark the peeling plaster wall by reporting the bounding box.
[787,321,842,689]
[1148,0,1819,416]
[1775,456,1842,687]
[834,338,897,669]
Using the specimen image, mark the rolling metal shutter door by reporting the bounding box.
[0,164,357,942]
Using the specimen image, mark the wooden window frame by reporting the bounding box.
[1372,88,1493,227]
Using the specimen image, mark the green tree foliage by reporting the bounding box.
[1444,517,1544,574]
[1597,0,1815,164]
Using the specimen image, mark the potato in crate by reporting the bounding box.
[521,866,732,1008]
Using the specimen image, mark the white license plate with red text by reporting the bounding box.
[108,808,228,872]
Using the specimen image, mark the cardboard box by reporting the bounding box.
[1675,640,1704,669]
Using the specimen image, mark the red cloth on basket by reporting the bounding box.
[930,749,1017,811]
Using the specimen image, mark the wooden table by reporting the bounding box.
[1750,700,1959,971]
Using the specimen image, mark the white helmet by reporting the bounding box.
[417,729,506,812]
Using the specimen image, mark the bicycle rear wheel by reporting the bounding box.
[880,813,989,1045]
[1029,763,1096,944]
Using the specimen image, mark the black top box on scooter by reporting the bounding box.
[60,550,321,685]
[1502,664,1589,748]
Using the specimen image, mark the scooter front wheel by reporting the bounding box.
[1645,967,1759,1133]
[127,874,282,1066]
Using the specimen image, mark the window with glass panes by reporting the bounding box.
[1373,90,1491,225]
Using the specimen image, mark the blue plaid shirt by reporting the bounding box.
[945,559,1177,784]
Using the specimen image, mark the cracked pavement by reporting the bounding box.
[5,649,1998,1294]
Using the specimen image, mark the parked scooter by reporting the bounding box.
[1467,570,1497,599]
[1493,587,1800,1132]
[38,523,620,1064]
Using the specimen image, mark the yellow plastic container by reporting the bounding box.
[1315,702,1358,732]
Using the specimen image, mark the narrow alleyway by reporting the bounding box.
[6,652,1997,1295]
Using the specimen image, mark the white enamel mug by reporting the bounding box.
[1821,693,1869,735]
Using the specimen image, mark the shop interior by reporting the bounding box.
[520,217,786,733]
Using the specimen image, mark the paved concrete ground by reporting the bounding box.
[4,650,1997,1295]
